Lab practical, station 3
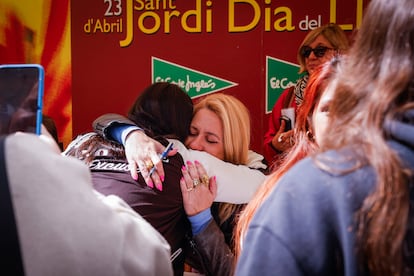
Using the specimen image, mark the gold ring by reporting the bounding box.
[145,160,154,170]
[192,178,201,187]
[201,174,209,186]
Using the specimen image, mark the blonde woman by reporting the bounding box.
[180,93,262,275]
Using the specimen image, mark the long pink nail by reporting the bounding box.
[181,166,186,171]
[194,160,200,165]
[148,180,154,188]
[156,183,163,192]
[160,175,165,182]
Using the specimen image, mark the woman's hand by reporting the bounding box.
[124,130,177,191]
[271,120,294,152]
[180,160,217,216]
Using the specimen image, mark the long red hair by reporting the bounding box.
[234,59,340,260]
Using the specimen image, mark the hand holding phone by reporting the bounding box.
[279,115,292,131]
[0,64,44,135]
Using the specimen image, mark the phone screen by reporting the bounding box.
[0,64,44,135]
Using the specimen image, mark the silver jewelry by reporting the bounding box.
[192,178,201,187]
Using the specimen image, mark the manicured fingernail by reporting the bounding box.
[213,176,216,181]
[186,161,192,165]
[156,183,163,192]
[181,166,186,171]
[160,175,165,182]
[133,175,138,181]
[148,180,154,188]
[194,160,200,165]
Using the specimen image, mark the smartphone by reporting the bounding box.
[279,115,292,131]
[0,64,44,135]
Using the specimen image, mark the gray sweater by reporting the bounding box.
[236,110,414,275]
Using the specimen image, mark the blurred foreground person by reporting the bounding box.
[237,0,414,275]
[2,132,172,276]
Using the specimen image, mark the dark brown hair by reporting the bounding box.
[319,0,414,274]
[66,82,193,162]
[127,82,193,142]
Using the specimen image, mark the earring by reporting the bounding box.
[306,130,314,141]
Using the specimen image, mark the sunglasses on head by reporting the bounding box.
[300,45,333,58]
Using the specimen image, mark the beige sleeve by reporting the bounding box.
[7,133,173,276]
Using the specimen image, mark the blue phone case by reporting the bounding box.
[0,64,44,135]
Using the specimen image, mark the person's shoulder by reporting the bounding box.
[166,138,186,152]
[8,133,90,171]
[64,132,98,152]
[277,155,326,188]
[276,149,375,203]
[273,87,291,103]
[7,133,57,158]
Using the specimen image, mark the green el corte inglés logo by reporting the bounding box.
[152,57,238,99]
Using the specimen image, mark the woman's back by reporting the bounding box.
[65,82,195,275]
[65,134,190,275]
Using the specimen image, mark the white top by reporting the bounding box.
[6,134,173,276]
[169,138,266,204]
[64,133,267,204]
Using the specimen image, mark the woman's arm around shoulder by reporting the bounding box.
[174,140,266,204]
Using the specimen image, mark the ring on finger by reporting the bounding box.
[201,174,209,186]
[278,134,285,143]
[192,178,201,187]
[186,186,194,192]
[144,160,154,170]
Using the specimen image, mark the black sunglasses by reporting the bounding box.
[300,45,333,58]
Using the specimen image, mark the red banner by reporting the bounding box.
[0,1,72,147]
[2,0,366,153]
[72,0,368,154]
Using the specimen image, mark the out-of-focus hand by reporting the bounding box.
[124,130,177,191]
[180,160,217,216]
[271,120,294,152]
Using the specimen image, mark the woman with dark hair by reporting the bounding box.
[237,0,414,274]
[65,82,194,275]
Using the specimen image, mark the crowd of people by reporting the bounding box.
[3,0,414,274]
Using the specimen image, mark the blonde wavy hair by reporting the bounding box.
[193,93,251,165]
[194,93,251,225]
